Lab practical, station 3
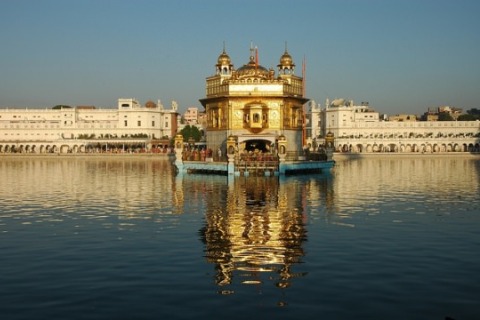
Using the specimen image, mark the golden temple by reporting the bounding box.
[199,44,307,155]
[173,44,335,176]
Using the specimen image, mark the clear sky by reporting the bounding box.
[1,0,479,115]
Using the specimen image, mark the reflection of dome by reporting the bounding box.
[236,55,270,78]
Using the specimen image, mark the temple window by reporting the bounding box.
[212,109,220,127]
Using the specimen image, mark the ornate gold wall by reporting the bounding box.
[200,46,309,153]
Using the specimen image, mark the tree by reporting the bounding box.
[459,108,480,121]
[438,112,454,121]
[180,125,202,142]
[467,108,480,116]
[457,114,477,121]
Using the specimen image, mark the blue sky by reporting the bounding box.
[1,0,479,115]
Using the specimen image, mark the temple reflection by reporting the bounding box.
[197,175,334,291]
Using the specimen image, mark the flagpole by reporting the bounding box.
[302,56,306,146]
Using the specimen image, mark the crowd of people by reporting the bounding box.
[181,146,279,163]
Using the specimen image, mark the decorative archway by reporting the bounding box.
[243,139,272,153]
[340,144,350,152]
[60,145,70,153]
[387,143,397,152]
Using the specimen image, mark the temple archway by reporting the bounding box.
[243,139,272,153]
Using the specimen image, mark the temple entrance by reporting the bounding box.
[244,139,271,153]
[236,138,279,177]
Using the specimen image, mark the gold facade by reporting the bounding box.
[200,45,308,153]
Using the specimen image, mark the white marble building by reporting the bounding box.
[0,98,179,153]
[306,99,480,153]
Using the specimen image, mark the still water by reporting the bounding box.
[0,155,479,320]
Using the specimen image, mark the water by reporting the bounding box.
[1,155,479,320]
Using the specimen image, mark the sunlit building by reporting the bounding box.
[313,99,480,153]
[183,107,199,125]
[305,100,322,145]
[0,98,179,153]
[199,45,307,155]
[388,114,418,122]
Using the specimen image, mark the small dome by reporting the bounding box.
[145,100,156,108]
[217,50,231,66]
[236,55,270,78]
[278,50,295,68]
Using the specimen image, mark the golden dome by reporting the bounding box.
[217,50,231,66]
[278,50,295,68]
[236,55,270,78]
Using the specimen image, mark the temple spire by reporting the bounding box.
[250,41,255,61]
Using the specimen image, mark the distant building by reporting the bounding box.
[183,107,199,125]
[305,100,323,146]
[439,105,463,120]
[324,99,380,138]
[388,114,417,122]
[421,106,463,121]
[305,99,480,153]
[0,98,179,153]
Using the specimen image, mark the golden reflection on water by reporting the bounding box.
[198,176,317,290]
